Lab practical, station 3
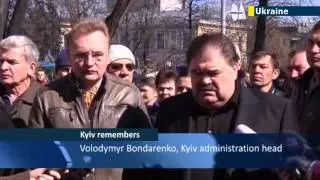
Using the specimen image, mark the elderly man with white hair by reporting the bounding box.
[107,44,136,82]
[0,35,41,127]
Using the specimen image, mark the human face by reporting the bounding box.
[139,85,157,106]
[176,76,192,94]
[157,80,175,102]
[288,51,310,81]
[189,45,238,109]
[306,30,320,71]
[0,47,36,87]
[36,71,46,81]
[107,59,134,82]
[56,66,72,79]
[70,31,109,86]
[249,56,279,89]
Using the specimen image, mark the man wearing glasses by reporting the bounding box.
[107,44,135,82]
[29,19,151,180]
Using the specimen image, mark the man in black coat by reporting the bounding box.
[291,21,320,134]
[123,33,298,180]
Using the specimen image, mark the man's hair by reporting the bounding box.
[288,48,306,58]
[177,66,189,78]
[250,51,279,69]
[0,35,39,62]
[186,33,240,67]
[137,77,156,89]
[311,20,320,32]
[155,68,177,88]
[37,67,45,72]
[67,19,110,49]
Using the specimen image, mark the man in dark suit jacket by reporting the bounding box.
[123,33,298,180]
[0,101,13,128]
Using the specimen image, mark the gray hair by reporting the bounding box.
[0,35,39,62]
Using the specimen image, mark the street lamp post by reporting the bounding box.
[221,0,246,35]
[221,0,226,35]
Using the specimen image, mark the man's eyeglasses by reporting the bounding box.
[108,63,135,72]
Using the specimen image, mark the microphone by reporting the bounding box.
[233,124,313,179]
[234,124,256,134]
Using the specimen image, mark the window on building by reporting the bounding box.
[170,30,177,49]
[157,32,164,49]
[183,30,190,49]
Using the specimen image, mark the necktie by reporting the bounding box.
[82,86,98,109]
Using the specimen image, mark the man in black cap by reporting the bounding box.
[55,48,71,79]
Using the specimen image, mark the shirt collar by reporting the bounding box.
[19,80,41,104]
[1,79,40,105]
[70,73,106,94]
[223,80,240,109]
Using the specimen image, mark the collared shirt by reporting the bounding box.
[187,82,240,179]
[268,84,285,97]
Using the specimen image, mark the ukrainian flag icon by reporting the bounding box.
[248,6,255,16]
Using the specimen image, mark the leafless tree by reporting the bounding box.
[0,0,29,38]
[105,0,132,38]
[54,0,107,25]
[0,0,9,38]
[0,0,132,40]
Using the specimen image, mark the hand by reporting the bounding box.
[30,168,69,180]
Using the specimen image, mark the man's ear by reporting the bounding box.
[233,64,238,80]
[235,61,242,71]
[28,61,37,78]
[272,68,280,80]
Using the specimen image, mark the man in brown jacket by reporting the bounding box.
[0,35,41,128]
[28,19,151,180]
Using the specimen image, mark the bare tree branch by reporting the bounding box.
[0,0,9,38]
[6,0,29,36]
[105,0,132,39]
[253,0,268,53]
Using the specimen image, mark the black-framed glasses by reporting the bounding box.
[108,63,135,71]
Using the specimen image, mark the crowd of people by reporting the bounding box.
[0,18,320,180]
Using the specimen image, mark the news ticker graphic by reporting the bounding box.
[0,129,158,141]
[247,6,320,16]
[0,130,320,168]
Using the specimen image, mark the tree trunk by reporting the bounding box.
[0,0,9,39]
[253,0,268,54]
[105,0,132,39]
[6,0,29,36]
[188,0,193,43]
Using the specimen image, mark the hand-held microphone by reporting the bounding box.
[234,124,256,134]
